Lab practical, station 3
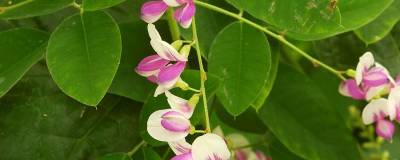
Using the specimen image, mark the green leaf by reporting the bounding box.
[226,0,393,40]
[83,0,126,11]
[97,153,132,160]
[0,0,73,19]
[47,11,121,106]
[180,0,234,58]
[209,22,271,116]
[142,148,161,160]
[354,0,400,44]
[251,40,280,111]
[259,65,361,160]
[0,65,142,160]
[0,28,48,97]
[269,135,305,160]
[108,21,154,102]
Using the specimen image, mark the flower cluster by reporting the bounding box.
[141,0,196,28]
[339,52,400,141]
[136,3,231,159]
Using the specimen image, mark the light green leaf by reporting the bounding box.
[0,0,73,19]
[354,0,400,44]
[83,0,126,11]
[0,28,48,97]
[0,65,143,160]
[47,11,121,106]
[209,22,271,116]
[226,0,393,40]
[259,65,361,160]
[108,21,154,102]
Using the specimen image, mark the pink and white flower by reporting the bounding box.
[166,91,195,118]
[355,52,393,88]
[362,98,396,140]
[167,134,231,160]
[388,86,400,122]
[141,0,196,28]
[147,109,191,142]
[136,24,189,97]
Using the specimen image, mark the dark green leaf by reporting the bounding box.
[108,21,154,102]
[47,11,121,106]
[0,28,48,97]
[259,64,361,160]
[0,65,142,160]
[269,134,304,160]
[0,0,73,19]
[83,0,126,11]
[209,22,271,116]
[227,0,393,40]
[354,0,400,44]
[97,153,131,160]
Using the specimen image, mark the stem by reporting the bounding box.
[127,140,146,157]
[71,2,83,14]
[167,8,181,41]
[192,18,212,133]
[194,1,346,80]
[188,87,201,92]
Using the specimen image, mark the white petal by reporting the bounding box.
[147,109,190,142]
[365,84,390,100]
[151,39,188,61]
[168,139,192,155]
[154,85,171,97]
[166,91,193,118]
[163,0,182,7]
[376,63,395,84]
[362,98,391,125]
[388,86,400,120]
[192,133,231,160]
[356,52,375,85]
[148,23,162,41]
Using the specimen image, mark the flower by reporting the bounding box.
[339,52,394,100]
[141,0,196,28]
[166,91,199,118]
[388,86,400,122]
[136,24,189,97]
[355,52,393,88]
[147,109,191,142]
[362,98,396,140]
[169,134,231,160]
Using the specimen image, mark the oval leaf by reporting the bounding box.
[259,65,361,160]
[226,0,393,40]
[98,153,132,160]
[0,0,73,19]
[83,0,126,11]
[209,22,271,116]
[0,28,48,97]
[47,11,121,106]
[355,0,400,44]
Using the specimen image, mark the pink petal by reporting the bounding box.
[136,54,169,77]
[165,91,193,118]
[169,139,192,155]
[141,1,169,23]
[235,150,247,160]
[363,67,389,87]
[161,110,191,132]
[163,0,187,7]
[157,62,186,85]
[147,109,190,142]
[171,152,193,160]
[339,79,365,100]
[376,119,395,141]
[174,2,196,28]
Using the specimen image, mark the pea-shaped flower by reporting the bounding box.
[362,98,396,140]
[141,0,196,28]
[356,52,393,88]
[147,109,191,142]
[169,134,231,160]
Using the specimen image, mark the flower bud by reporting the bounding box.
[171,40,183,50]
